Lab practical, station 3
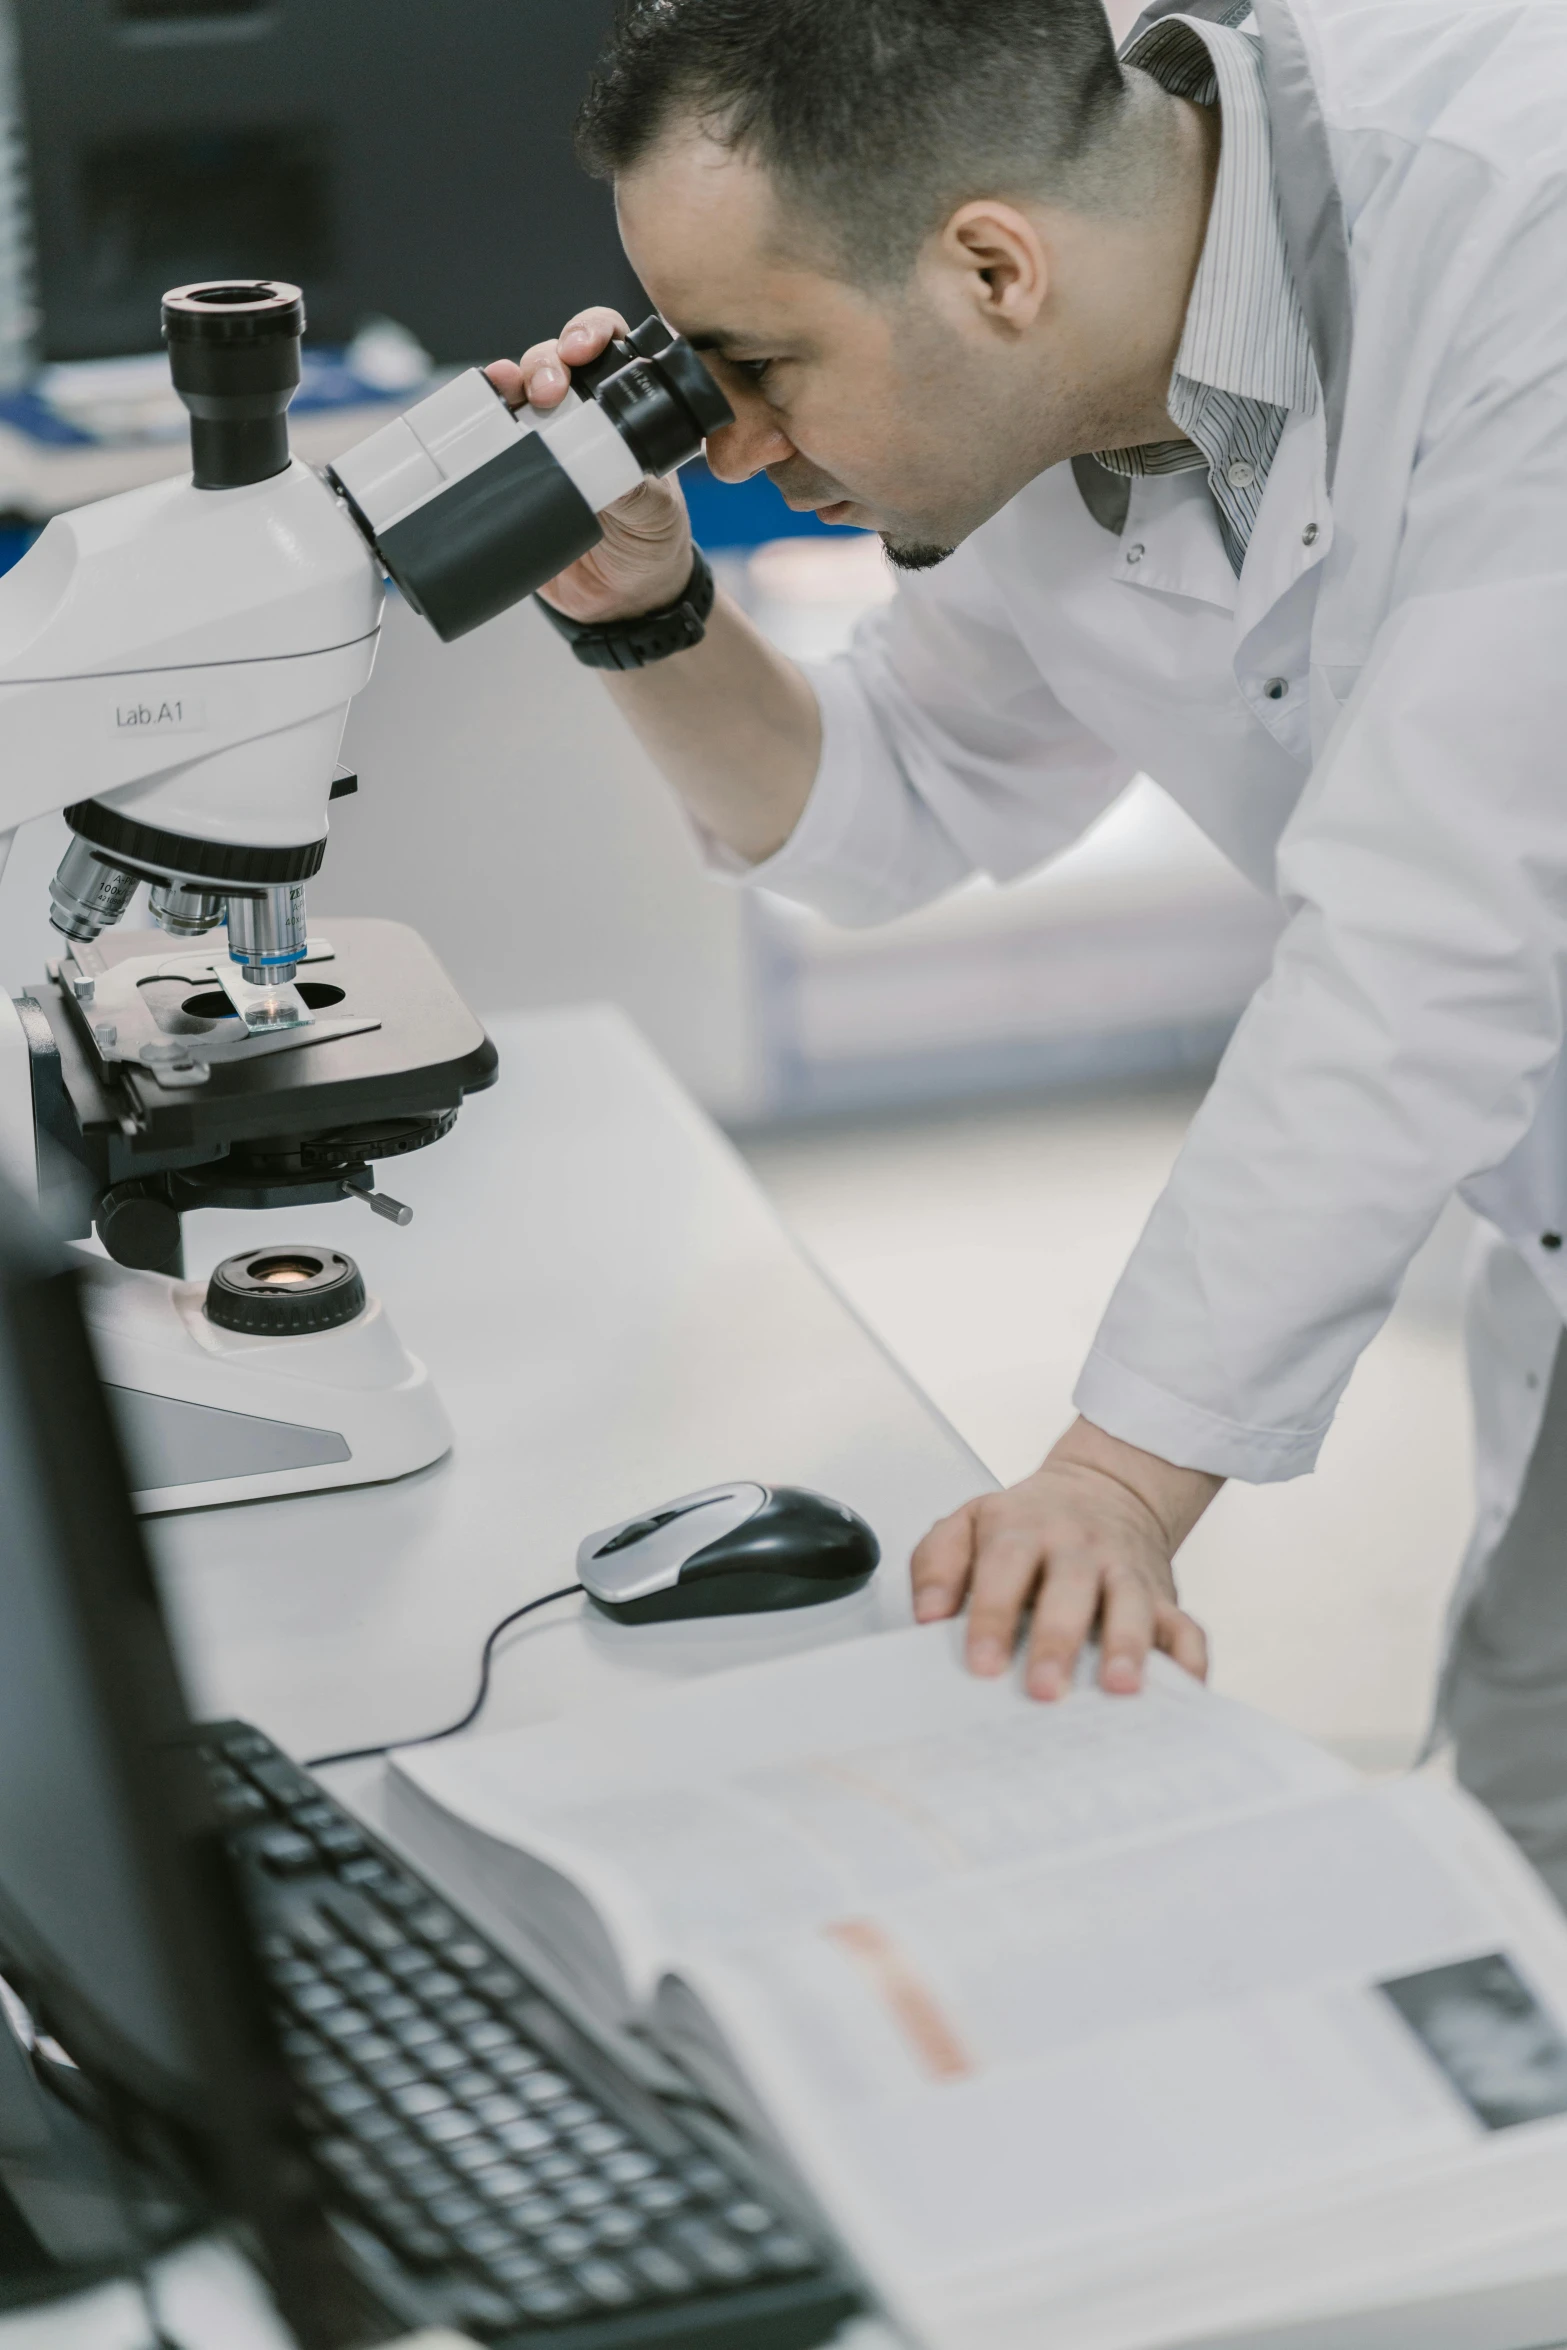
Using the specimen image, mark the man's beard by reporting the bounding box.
[880,534,955,572]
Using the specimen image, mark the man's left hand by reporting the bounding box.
[910,1418,1221,1699]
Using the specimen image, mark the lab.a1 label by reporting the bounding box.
[109,695,207,736]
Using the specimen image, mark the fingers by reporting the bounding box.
[910,1504,979,1625]
[1023,1549,1107,1701]
[963,1512,1048,1678]
[492,308,633,414]
[1094,1565,1158,1697]
[1155,1603,1210,1683]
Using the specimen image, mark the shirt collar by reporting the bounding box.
[1124,12,1318,418]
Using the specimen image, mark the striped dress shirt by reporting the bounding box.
[1093,13,1319,572]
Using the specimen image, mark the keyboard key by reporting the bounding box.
[356,1912,404,1953]
[671,2220,757,2282]
[557,2178,611,2213]
[419,2110,484,2147]
[390,2014,446,2052]
[591,2208,645,2246]
[297,2052,351,2091]
[572,2122,628,2156]
[318,2007,375,2045]
[515,2282,589,2320]
[493,2118,552,2156]
[445,1938,490,1971]
[316,1824,367,1860]
[410,1902,462,1943]
[216,1784,268,1822]
[443,1997,489,2029]
[316,2080,379,2122]
[425,2190,485,2229]
[455,2220,515,2257]
[463,2020,517,2055]
[483,2248,547,2286]
[472,1963,526,2001]
[603,2150,658,2185]
[725,2199,777,2234]
[487,2045,543,2080]
[540,2225,593,2261]
[252,1760,307,1804]
[360,2056,420,2095]
[415,2041,469,2077]
[391,2224,448,2267]
[532,2152,583,2184]
[417,1968,463,2002]
[551,2099,598,2131]
[339,1855,394,1890]
[390,2083,452,2119]
[446,2137,512,2176]
[629,2176,686,2213]
[365,1991,422,2029]
[685,2160,731,2196]
[572,2257,636,2308]
[517,2069,571,2105]
[475,2165,543,2206]
[630,2245,694,2296]
[449,2069,497,2104]
[291,1981,345,2019]
[758,2230,818,2274]
[290,1802,338,1833]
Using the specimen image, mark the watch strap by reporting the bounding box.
[536,548,715,671]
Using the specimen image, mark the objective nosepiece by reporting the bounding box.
[163,279,304,490]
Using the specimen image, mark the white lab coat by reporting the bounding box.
[736,0,1567,1772]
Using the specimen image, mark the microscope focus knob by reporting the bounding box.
[95,1185,184,1277]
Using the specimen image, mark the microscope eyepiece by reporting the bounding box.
[162,279,304,490]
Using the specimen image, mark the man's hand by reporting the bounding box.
[911,1418,1220,1699]
[486,308,694,625]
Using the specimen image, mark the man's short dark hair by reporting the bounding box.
[576,0,1130,284]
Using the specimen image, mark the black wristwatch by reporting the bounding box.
[536,548,716,672]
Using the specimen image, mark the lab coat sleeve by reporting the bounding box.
[1076,173,1567,1481]
[706,534,1134,928]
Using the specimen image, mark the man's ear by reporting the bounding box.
[932,201,1050,334]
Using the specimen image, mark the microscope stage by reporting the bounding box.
[21,917,498,1224]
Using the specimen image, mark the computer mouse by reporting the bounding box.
[577,1482,880,1625]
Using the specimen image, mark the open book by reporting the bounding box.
[383,1624,1567,2350]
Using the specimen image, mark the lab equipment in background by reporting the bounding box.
[0,0,35,392]
[0,277,730,1508]
[578,1484,880,1624]
[11,0,637,366]
[0,1183,861,2346]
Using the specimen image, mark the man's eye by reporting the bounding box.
[729,357,777,388]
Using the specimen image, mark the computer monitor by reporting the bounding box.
[13,0,642,364]
[0,1181,364,2346]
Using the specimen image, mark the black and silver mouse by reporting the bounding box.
[577,1483,880,1625]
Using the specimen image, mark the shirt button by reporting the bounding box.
[1225,458,1256,489]
[1124,542,1145,566]
[1263,677,1289,701]
[1302,522,1320,546]
[1543,1233,1562,1251]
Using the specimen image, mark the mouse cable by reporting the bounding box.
[304,1584,583,1771]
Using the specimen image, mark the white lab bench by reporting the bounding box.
[0,1002,986,2349]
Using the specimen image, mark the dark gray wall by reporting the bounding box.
[16,0,642,362]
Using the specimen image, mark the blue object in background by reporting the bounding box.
[0,526,36,578]
[680,458,857,551]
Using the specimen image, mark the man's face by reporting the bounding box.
[617,134,1053,566]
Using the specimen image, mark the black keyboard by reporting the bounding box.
[203,1722,862,2349]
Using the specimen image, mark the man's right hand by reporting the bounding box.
[486,308,695,625]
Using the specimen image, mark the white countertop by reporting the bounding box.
[149,1001,993,1763]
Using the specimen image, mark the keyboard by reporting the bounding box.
[203,1722,863,2349]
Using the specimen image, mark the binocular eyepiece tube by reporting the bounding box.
[329,315,733,643]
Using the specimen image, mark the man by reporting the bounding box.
[491,0,1567,1887]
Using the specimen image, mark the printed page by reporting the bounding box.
[684,1772,1567,2349]
[391,1620,1351,2004]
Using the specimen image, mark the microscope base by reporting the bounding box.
[74,1251,452,1513]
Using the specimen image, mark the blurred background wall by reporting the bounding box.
[0,0,1475,1763]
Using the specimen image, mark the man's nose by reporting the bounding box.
[705,402,794,484]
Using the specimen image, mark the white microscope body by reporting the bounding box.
[0,278,730,1511]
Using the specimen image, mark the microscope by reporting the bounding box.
[0,280,731,1511]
